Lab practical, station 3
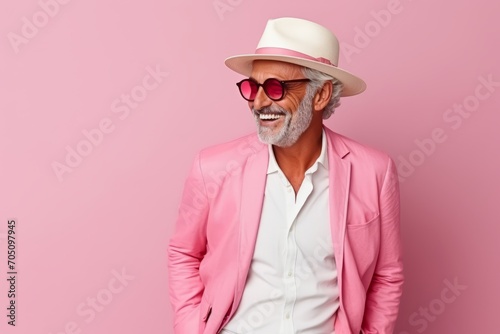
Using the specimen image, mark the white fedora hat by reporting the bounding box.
[225,17,366,97]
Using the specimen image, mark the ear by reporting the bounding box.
[313,80,333,112]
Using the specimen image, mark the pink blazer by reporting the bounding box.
[168,126,404,334]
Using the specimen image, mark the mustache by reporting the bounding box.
[252,105,288,115]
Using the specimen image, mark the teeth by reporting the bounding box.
[259,114,282,120]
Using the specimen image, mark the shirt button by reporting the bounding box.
[287,271,292,277]
[285,313,290,319]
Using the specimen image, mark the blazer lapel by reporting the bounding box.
[233,143,269,312]
[325,127,351,286]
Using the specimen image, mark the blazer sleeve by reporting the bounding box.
[167,152,209,334]
[361,157,404,333]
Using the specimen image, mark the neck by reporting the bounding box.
[272,122,323,176]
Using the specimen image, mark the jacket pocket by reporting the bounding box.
[200,296,212,322]
[198,297,212,334]
[346,212,380,229]
[345,213,381,277]
[202,306,212,322]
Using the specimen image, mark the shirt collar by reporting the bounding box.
[267,129,329,174]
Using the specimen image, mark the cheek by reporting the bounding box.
[287,95,303,111]
[283,101,300,114]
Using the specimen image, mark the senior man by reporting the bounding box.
[168,17,404,334]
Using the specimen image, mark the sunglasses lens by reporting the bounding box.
[239,80,257,101]
[237,78,286,101]
[263,79,284,100]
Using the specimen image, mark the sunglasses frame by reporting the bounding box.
[236,78,311,102]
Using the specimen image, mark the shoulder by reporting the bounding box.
[325,127,392,161]
[195,131,266,171]
[324,127,393,174]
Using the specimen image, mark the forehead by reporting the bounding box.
[250,60,303,79]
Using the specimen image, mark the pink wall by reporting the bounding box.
[1,0,498,333]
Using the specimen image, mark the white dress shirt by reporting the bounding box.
[221,130,339,334]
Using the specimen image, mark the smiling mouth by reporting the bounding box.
[259,113,284,121]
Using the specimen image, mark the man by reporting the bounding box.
[168,17,403,334]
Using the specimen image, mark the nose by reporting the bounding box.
[251,85,272,111]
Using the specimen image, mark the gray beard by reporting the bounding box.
[252,91,314,147]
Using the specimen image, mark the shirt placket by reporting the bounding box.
[280,172,314,334]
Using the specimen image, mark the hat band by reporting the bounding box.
[255,47,337,67]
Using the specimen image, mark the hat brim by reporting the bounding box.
[225,54,366,97]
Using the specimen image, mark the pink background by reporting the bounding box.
[1,0,498,333]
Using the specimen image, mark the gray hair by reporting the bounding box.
[302,67,344,119]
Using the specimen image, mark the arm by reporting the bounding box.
[361,157,404,333]
[168,152,209,334]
